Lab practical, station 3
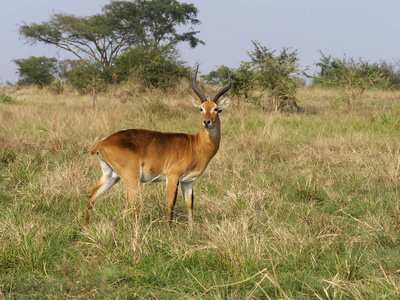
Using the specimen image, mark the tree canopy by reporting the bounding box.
[18,0,203,69]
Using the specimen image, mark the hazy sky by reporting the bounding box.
[1,0,400,85]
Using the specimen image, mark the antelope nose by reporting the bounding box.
[203,120,211,127]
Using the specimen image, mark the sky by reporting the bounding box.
[1,0,400,85]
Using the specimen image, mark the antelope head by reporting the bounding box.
[190,65,231,130]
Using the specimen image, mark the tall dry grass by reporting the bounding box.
[1,85,400,298]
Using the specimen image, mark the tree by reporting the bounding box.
[18,0,201,107]
[249,41,302,112]
[103,0,203,49]
[18,0,203,70]
[13,56,57,87]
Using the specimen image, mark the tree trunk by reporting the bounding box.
[92,87,97,110]
[272,96,279,112]
[92,75,97,110]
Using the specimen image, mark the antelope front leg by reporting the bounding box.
[181,181,194,226]
[166,177,179,226]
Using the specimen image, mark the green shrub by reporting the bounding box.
[114,45,190,90]
[249,41,302,111]
[13,56,57,87]
[0,94,18,104]
[204,41,304,112]
[66,62,111,94]
[313,52,383,107]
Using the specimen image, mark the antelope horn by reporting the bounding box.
[211,68,231,103]
[191,65,208,103]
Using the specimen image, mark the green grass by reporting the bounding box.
[0,86,400,298]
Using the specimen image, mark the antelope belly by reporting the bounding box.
[180,171,202,183]
[140,169,166,183]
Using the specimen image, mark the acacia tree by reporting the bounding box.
[19,0,203,69]
[103,0,203,49]
[18,0,203,107]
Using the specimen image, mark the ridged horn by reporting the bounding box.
[211,68,231,103]
[191,65,208,103]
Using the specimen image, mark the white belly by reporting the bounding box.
[179,170,202,183]
[139,167,201,183]
[140,169,166,183]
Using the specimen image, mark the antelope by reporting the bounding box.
[84,66,231,227]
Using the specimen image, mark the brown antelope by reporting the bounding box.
[84,66,231,227]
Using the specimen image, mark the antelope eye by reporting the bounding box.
[213,107,219,112]
[200,107,205,112]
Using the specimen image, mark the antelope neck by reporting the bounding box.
[196,115,221,156]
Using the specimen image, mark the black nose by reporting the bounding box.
[203,120,211,127]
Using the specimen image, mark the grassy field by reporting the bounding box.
[1,84,400,299]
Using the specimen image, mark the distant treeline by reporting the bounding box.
[13,45,190,93]
[12,0,400,110]
[12,43,400,111]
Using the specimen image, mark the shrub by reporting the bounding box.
[0,94,18,104]
[48,80,64,95]
[114,45,190,90]
[205,41,304,112]
[66,61,111,94]
[202,63,255,112]
[249,41,303,111]
[13,56,58,87]
[313,52,382,107]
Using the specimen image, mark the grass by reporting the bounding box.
[1,85,400,298]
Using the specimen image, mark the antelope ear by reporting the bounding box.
[189,95,202,109]
[218,98,231,112]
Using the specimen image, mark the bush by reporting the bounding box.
[0,94,18,104]
[66,62,112,94]
[202,63,255,112]
[313,53,400,91]
[203,62,255,100]
[204,41,304,112]
[373,60,400,90]
[249,41,302,111]
[13,56,58,87]
[48,80,64,95]
[114,45,190,90]
[313,52,383,107]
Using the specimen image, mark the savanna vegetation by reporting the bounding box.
[1,81,400,298]
[16,0,200,96]
[2,0,400,298]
